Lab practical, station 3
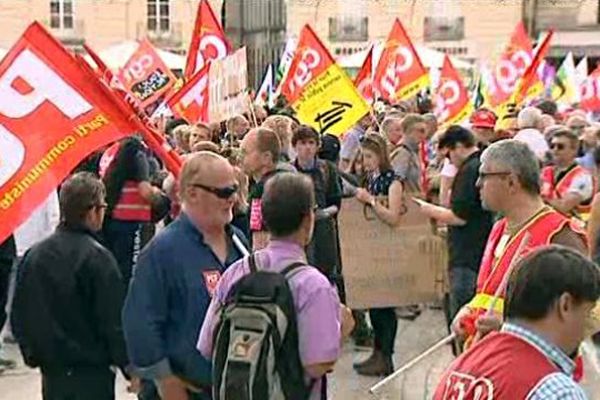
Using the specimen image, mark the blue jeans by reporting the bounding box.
[448,267,478,321]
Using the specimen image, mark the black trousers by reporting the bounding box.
[42,369,115,400]
[369,308,397,356]
[0,253,13,331]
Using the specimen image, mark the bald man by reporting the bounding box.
[123,152,249,400]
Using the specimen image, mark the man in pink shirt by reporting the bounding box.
[198,172,354,399]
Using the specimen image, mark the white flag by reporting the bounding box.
[255,64,275,109]
[274,37,297,95]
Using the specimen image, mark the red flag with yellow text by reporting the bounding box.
[512,30,553,105]
[280,24,369,136]
[372,19,429,102]
[434,55,473,127]
[354,46,374,104]
[167,63,210,124]
[117,39,177,109]
[0,22,142,244]
[184,0,230,79]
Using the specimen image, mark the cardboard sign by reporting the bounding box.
[338,198,447,309]
[208,47,249,123]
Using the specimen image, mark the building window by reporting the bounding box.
[423,17,465,42]
[50,0,73,29]
[147,0,170,32]
[329,16,368,42]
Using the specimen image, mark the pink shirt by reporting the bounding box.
[197,239,342,398]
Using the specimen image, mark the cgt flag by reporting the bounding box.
[354,45,374,104]
[434,55,473,128]
[167,63,210,124]
[280,24,369,136]
[0,22,141,244]
[373,19,429,102]
[184,0,230,79]
[117,39,177,110]
[580,66,600,112]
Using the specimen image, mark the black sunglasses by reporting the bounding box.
[191,183,239,199]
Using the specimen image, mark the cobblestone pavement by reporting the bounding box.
[1,308,599,399]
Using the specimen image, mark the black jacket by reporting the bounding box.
[11,225,129,373]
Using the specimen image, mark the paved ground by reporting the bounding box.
[1,308,599,399]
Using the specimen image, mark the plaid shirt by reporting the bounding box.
[502,323,588,400]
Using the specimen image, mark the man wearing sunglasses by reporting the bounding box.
[123,152,248,400]
[541,128,596,223]
[450,140,587,354]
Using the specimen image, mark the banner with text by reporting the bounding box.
[208,47,249,123]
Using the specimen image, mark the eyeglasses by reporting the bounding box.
[550,143,566,151]
[478,171,512,180]
[191,183,239,199]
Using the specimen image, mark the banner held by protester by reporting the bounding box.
[208,47,249,123]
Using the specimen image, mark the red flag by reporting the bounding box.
[580,66,600,112]
[434,55,473,126]
[354,46,374,104]
[512,30,553,105]
[487,22,536,107]
[0,22,144,243]
[117,39,177,109]
[184,0,230,79]
[372,19,429,102]
[167,63,210,124]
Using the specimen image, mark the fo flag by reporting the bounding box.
[434,56,473,127]
[167,63,210,124]
[373,19,429,102]
[0,22,140,244]
[280,24,369,136]
[117,39,176,110]
[184,0,230,79]
[580,66,600,112]
[354,46,374,104]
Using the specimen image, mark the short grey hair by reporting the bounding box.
[380,116,403,136]
[481,139,540,195]
[517,107,543,130]
[59,172,106,227]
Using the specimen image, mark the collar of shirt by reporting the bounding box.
[294,158,317,172]
[259,239,307,271]
[502,322,575,376]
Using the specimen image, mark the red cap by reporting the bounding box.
[470,109,497,129]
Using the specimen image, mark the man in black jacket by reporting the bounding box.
[0,234,16,373]
[11,172,130,400]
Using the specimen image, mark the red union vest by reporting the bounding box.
[433,331,560,400]
[468,207,577,318]
[111,181,152,222]
[541,164,597,221]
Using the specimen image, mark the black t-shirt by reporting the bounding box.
[448,151,493,271]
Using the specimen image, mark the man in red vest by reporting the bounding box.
[434,245,600,399]
[451,140,587,348]
[541,128,596,223]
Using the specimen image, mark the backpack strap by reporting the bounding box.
[248,253,258,273]
[280,262,307,279]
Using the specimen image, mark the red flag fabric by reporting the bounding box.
[512,30,553,105]
[184,0,230,79]
[372,19,429,102]
[117,39,177,109]
[580,66,600,112]
[434,55,473,126]
[354,46,374,104]
[487,22,536,107]
[166,63,210,124]
[0,22,141,243]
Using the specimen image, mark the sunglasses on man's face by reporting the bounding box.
[191,183,239,199]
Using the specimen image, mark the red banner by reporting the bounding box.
[580,66,600,112]
[117,39,176,109]
[167,63,210,124]
[0,22,141,244]
[184,0,230,79]
[487,22,536,107]
[434,55,472,127]
[512,30,553,105]
[372,19,429,102]
[354,46,374,104]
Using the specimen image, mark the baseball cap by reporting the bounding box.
[470,109,497,129]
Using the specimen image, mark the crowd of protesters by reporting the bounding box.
[2,92,600,399]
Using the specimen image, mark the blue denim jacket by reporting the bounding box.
[122,212,247,387]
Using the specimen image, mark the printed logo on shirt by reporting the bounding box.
[442,371,493,400]
[202,270,222,298]
[250,199,263,231]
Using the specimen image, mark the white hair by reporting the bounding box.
[517,107,543,130]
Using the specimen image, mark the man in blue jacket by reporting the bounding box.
[123,152,248,400]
